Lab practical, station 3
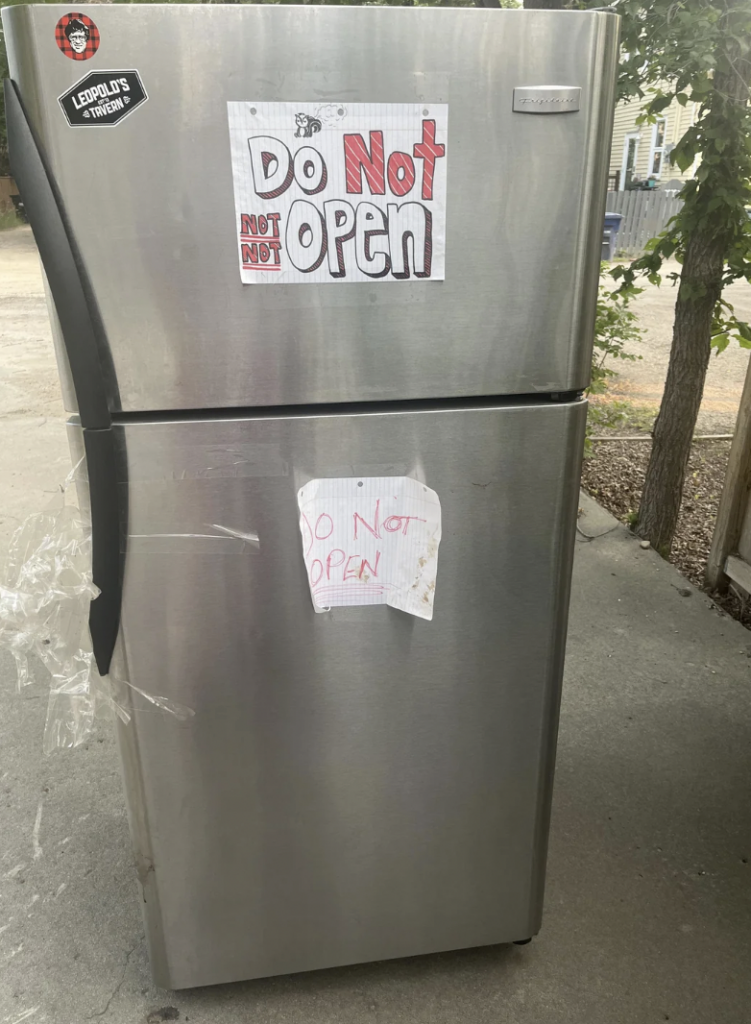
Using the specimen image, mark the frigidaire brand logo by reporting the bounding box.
[512,87,582,114]
[519,97,577,105]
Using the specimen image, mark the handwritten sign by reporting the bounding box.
[297,477,442,620]
[227,102,448,284]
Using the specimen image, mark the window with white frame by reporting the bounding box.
[650,118,667,178]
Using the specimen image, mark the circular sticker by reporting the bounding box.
[55,12,100,61]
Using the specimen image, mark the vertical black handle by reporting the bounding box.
[4,78,124,676]
[84,430,124,676]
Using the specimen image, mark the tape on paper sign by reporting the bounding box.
[227,102,448,284]
[297,477,442,620]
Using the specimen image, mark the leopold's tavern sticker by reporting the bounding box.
[59,70,148,127]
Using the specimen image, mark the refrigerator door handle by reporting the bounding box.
[4,78,124,675]
[83,429,125,678]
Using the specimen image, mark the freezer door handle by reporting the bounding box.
[4,79,124,675]
[83,429,124,677]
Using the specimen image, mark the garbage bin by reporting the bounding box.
[602,211,624,261]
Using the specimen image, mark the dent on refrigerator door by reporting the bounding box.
[0,461,194,753]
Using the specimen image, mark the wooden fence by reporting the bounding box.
[605,190,683,258]
[707,357,751,594]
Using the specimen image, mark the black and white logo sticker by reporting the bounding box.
[59,70,147,127]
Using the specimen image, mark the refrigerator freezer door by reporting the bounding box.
[5,6,618,411]
[88,399,585,989]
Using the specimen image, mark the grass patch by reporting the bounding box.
[0,208,22,231]
[585,398,657,452]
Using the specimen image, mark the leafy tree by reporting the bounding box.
[610,0,751,557]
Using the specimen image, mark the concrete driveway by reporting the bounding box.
[2,498,750,1024]
[1,228,751,1023]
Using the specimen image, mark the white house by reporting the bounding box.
[609,95,699,190]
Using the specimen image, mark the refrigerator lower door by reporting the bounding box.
[83,399,585,989]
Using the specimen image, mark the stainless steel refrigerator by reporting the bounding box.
[2,4,618,989]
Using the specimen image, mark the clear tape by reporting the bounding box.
[0,461,194,753]
[126,525,260,555]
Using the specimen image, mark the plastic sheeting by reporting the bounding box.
[0,463,193,753]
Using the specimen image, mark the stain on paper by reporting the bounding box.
[297,477,442,620]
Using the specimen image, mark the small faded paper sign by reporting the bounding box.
[297,477,442,620]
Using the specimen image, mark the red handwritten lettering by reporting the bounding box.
[353,500,381,540]
[240,212,282,239]
[413,120,445,201]
[343,554,363,581]
[241,241,282,266]
[359,551,381,579]
[315,513,334,540]
[310,559,323,587]
[387,152,416,197]
[383,514,427,536]
[326,549,346,579]
[344,132,386,196]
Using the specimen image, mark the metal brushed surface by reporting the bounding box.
[6,6,618,411]
[73,399,587,989]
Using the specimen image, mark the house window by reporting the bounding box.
[621,133,640,189]
[650,118,667,178]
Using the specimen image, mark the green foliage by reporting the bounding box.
[608,0,751,351]
[586,400,636,449]
[0,207,20,230]
[585,269,644,451]
[590,270,643,395]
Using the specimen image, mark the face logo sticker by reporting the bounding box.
[55,12,100,61]
[59,70,148,127]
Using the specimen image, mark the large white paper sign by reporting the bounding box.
[227,102,448,284]
[297,477,442,620]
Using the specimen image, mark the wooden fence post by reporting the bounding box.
[706,354,751,591]
[605,191,683,257]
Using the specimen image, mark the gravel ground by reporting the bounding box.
[603,259,751,435]
[582,439,751,628]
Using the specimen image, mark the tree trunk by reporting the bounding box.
[635,32,750,557]
[634,232,726,555]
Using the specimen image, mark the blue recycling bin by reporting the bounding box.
[602,212,624,261]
